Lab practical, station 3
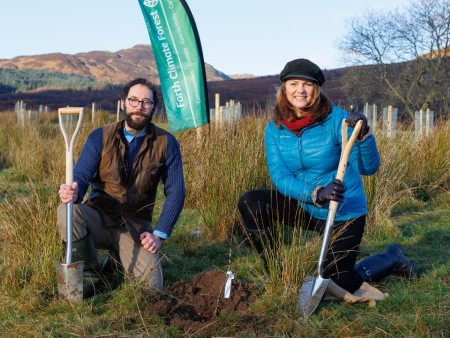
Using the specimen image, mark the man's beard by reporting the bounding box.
[124,109,150,130]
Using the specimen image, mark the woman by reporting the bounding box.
[238,58,417,293]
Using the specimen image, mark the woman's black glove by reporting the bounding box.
[346,112,370,140]
[316,179,346,204]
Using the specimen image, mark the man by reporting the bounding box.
[58,78,185,297]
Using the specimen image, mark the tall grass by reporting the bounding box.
[1,188,60,296]
[178,109,271,240]
[364,122,450,238]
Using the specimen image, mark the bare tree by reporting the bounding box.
[338,0,450,119]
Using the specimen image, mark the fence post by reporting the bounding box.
[415,108,434,142]
[414,110,421,143]
[236,101,242,121]
[214,93,221,124]
[116,100,121,122]
[21,101,26,127]
[383,105,397,138]
[371,104,377,130]
[15,100,24,126]
[364,102,376,129]
[92,102,96,124]
[426,109,434,136]
[364,102,370,120]
[223,101,228,123]
[420,109,426,138]
[230,99,235,122]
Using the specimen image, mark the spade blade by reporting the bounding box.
[298,274,329,317]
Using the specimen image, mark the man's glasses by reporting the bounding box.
[127,97,153,109]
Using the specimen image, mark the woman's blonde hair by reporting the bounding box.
[273,81,332,128]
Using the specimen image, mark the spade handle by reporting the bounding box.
[58,107,84,264]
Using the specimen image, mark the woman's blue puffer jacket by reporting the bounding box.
[264,105,380,221]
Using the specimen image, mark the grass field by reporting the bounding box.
[0,109,448,337]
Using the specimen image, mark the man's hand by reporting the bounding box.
[140,232,163,253]
[59,182,78,204]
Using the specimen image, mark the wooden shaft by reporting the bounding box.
[317,119,363,277]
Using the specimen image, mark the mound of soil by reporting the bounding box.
[150,270,260,333]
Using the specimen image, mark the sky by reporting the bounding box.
[0,0,410,77]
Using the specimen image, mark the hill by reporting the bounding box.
[0,70,349,113]
[0,44,233,84]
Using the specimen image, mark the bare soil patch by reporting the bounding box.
[149,270,261,335]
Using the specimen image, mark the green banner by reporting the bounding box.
[138,0,209,132]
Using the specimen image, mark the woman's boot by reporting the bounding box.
[246,227,275,270]
[355,244,418,283]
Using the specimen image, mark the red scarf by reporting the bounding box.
[282,116,313,136]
